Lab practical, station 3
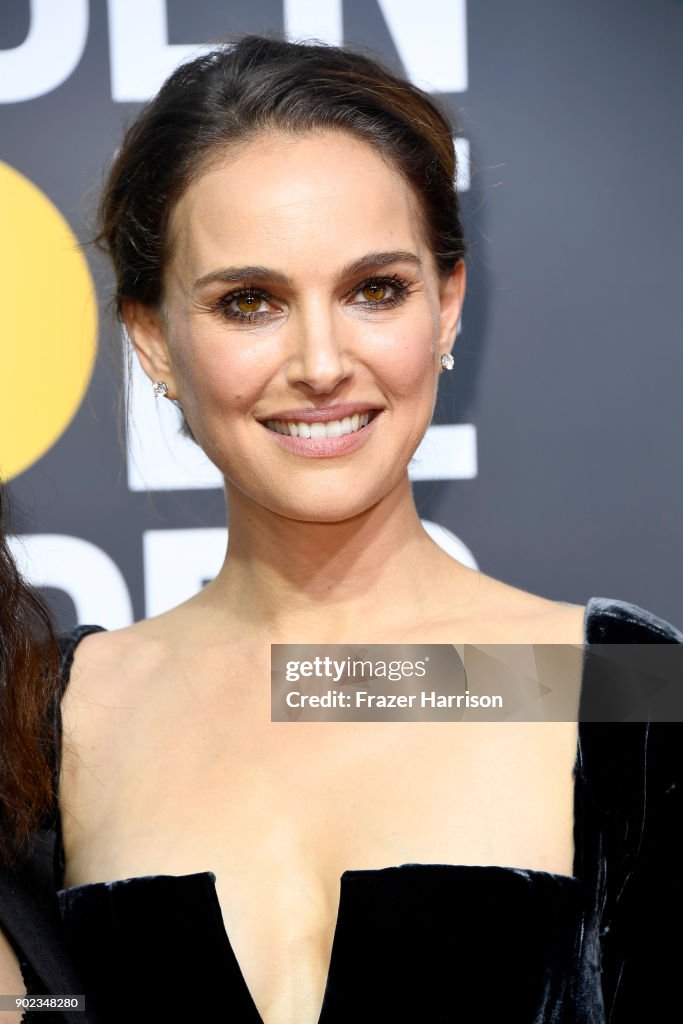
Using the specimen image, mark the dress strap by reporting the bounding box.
[53,625,107,890]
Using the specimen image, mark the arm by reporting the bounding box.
[0,926,26,1023]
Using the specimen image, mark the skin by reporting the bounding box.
[127,129,473,640]
[61,130,587,1024]
[0,929,25,1023]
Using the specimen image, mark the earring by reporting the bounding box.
[440,353,454,371]
[152,381,169,398]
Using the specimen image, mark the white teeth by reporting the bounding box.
[265,411,377,439]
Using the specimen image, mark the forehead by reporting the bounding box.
[168,131,430,285]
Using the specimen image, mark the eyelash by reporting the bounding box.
[212,274,412,324]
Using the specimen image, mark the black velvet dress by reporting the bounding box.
[13,596,683,1023]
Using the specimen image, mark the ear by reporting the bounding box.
[122,300,178,398]
[437,259,466,363]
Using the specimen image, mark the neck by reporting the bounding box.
[201,474,474,642]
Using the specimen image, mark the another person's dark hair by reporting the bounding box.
[96,32,467,320]
[0,486,60,871]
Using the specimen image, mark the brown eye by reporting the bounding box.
[362,283,387,302]
[236,292,262,313]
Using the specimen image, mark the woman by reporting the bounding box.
[0,486,89,1024]
[51,34,681,1024]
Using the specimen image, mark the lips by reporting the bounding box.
[259,402,381,423]
[258,406,382,458]
[263,410,379,438]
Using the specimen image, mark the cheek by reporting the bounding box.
[374,321,439,400]
[168,321,263,415]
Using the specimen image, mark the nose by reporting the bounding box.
[285,301,353,394]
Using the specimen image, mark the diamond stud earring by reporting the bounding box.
[152,381,169,398]
[440,353,454,371]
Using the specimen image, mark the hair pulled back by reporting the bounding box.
[96,33,467,317]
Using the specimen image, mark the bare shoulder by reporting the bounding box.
[451,569,587,643]
[62,609,187,716]
[519,597,586,644]
[59,611,191,785]
[67,618,161,687]
[489,577,586,643]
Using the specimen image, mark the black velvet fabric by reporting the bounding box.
[575,597,683,1023]
[58,866,588,1023]
[6,596,682,1024]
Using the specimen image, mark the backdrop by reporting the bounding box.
[2,0,682,630]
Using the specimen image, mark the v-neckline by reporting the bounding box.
[57,863,580,1024]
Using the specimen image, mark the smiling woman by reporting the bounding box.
[14,32,681,1024]
[121,117,465,526]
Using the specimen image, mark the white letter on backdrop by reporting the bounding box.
[143,529,228,618]
[375,0,468,92]
[284,0,343,45]
[0,0,88,103]
[285,0,467,92]
[108,0,215,102]
[8,534,134,629]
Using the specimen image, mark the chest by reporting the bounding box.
[61,673,578,874]
[59,651,579,1024]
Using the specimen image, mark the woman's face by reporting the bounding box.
[126,130,465,522]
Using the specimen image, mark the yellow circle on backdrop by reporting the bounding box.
[0,160,97,481]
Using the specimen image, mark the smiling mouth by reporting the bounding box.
[262,410,380,438]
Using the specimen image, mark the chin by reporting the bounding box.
[265,489,386,525]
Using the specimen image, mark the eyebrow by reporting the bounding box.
[192,250,423,291]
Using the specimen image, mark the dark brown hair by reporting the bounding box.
[96,33,467,319]
[0,486,59,871]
